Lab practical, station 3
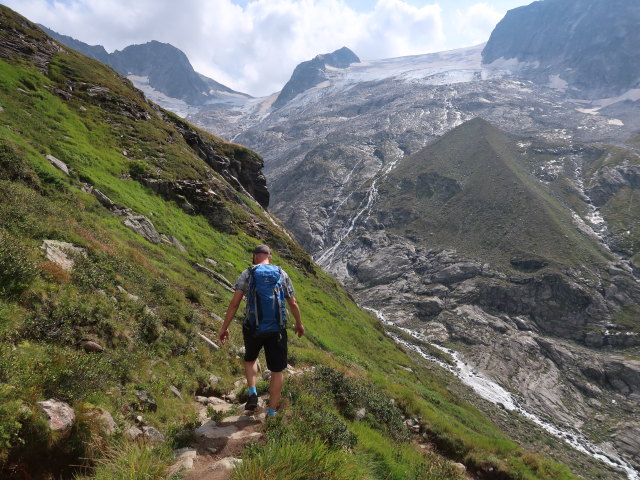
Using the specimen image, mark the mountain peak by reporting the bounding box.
[482,0,640,97]
[38,27,250,107]
[273,47,360,109]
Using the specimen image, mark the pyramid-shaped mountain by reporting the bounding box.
[375,118,609,269]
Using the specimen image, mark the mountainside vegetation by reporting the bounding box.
[377,118,611,270]
[0,5,625,480]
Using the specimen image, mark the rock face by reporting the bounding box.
[164,116,269,208]
[273,47,360,109]
[123,215,162,244]
[482,0,640,97]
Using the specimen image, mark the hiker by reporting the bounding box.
[218,244,304,417]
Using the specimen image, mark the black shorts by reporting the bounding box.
[243,327,287,373]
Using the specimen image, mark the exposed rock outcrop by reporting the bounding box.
[274,46,360,109]
[37,399,75,433]
[40,240,86,271]
[165,116,269,208]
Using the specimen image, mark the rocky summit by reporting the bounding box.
[41,26,251,113]
[482,0,640,98]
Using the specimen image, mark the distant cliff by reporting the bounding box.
[482,0,640,97]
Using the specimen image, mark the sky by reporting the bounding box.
[1,0,533,96]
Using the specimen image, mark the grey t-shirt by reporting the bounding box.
[233,266,295,298]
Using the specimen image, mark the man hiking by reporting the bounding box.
[219,244,304,417]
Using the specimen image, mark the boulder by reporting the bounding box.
[80,340,104,353]
[41,240,86,271]
[355,408,366,421]
[125,426,143,441]
[92,189,117,210]
[134,390,157,412]
[37,399,75,432]
[85,407,117,435]
[142,425,165,443]
[123,215,162,244]
[46,154,69,175]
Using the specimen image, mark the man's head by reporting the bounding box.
[252,244,272,264]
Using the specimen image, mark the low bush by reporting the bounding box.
[304,366,409,442]
[0,232,39,297]
[21,290,116,346]
[0,140,38,186]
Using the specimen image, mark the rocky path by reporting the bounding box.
[167,396,268,480]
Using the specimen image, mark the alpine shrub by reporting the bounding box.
[306,366,409,442]
[0,232,38,297]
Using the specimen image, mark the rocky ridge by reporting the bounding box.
[40,26,251,112]
[482,0,640,98]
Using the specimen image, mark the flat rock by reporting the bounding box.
[37,399,75,432]
[123,215,162,244]
[169,385,183,401]
[167,448,197,475]
[195,421,238,439]
[46,154,69,175]
[40,240,86,271]
[210,457,242,472]
[219,415,263,427]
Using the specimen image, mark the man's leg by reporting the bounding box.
[268,371,284,411]
[244,360,258,388]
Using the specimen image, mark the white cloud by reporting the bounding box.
[453,3,504,47]
[2,0,446,96]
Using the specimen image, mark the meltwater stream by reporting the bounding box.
[366,307,640,480]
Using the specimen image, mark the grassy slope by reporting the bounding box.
[0,7,603,480]
[377,118,611,271]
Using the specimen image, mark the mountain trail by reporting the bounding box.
[169,401,267,480]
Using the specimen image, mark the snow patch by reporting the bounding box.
[127,75,197,118]
[608,118,624,126]
[548,74,568,91]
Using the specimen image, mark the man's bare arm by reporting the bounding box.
[286,296,304,337]
[219,289,244,344]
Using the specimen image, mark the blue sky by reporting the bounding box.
[1,0,534,96]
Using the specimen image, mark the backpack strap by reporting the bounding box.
[246,266,260,327]
[277,267,285,329]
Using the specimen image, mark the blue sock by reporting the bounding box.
[267,409,277,417]
[248,386,257,396]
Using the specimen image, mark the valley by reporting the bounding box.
[2,0,640,478]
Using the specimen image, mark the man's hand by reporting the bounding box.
[294,322,305,338]
[219,328,230,345]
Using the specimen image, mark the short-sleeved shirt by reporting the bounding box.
[233,266,295,298]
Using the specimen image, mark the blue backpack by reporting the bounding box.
[244,264,287,338]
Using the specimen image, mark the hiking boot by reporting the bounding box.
[245,393,258,411]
